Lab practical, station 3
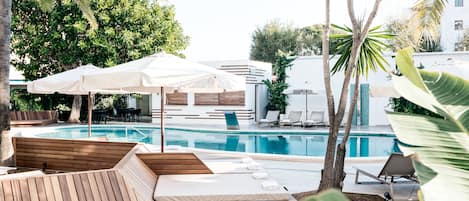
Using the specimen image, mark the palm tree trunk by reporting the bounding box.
[333,74,360,189]
[318,0,337,191]
[0,0,13,165]
[68,95,82,123]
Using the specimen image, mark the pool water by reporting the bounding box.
[36,126,398,157]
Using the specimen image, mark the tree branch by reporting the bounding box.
[360,0,382,41]
[347,0,359,31]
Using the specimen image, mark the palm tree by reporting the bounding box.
[319,0,383,190]
[0,0,96,164]
[410,0,447,45]
[328,24,392,188]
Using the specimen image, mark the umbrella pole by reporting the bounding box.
[88,92,92,137]
[160,87,165,153]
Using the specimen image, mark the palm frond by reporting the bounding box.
[36,0,98,29]
[410,0,447,43]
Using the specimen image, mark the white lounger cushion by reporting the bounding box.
[154,174,290,201]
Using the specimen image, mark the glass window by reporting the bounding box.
[455,0,464,7]
[455,20,464,30]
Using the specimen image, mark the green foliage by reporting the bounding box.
[410,0,447,43]
[390,97,441,118]
[331,24,392,77]
[387,47,469,201]
[304,189,349,201]
[384,18,442,52]
[11,0,189,80]
[263,51,296,114]
[250,21,342,64]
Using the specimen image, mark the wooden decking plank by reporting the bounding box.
[1,180,12,201]
[35,177,47,201]
[58,175,72,201]
[86,173,102,201]
[115,171,134,201]
[100,171,117,201]
[0,181,3,201]
[12,180,21,201]
[79,173,94,201]
[50,176,63,201]
[65,175,79,201]
[94,172,109,201]
[107,171,124,201]
[28,178,40,201]
[19,179,31,201]
[72,174,86,201]
[43,176,56,201]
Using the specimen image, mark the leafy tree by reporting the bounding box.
[385,18,442,52]
[410,0,447,44]
[1,0,96,164]
[11,0,189,122]
[263,51,295,114]
[250,21,299,64]
[250,21,342,64]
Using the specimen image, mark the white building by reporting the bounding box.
[286,51,469,126]
[151,60,272,126]
[440,0,468,51]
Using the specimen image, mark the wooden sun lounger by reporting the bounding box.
[13,137,138,172]
[10,111,58,126]
[0,169,138,201]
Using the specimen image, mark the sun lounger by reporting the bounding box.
[354,153,416,184]
[154,174,290,201]
[259,110,280,126]
[279,111,302,126]
[224,111,240,130]
[10,110,58,126]
[303,110,325,127]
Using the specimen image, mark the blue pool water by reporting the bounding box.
[36,126,397,157]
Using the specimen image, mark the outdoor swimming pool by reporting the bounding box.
[35,126,398,157]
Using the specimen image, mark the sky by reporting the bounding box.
[167,0,413,61]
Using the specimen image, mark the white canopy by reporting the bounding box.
[27,64,126,95]
[81,53,245,93]
[81,52,246,152]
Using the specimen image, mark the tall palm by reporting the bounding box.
[323,23,392,189]
[0,0,96,164]
[410,0,447,44]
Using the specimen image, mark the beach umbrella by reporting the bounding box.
[283,89,318,120]
[81,52,245,152]
[27,64,126,136]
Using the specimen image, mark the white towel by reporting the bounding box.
[252,172,269,179]
[261,180,280,191]
[247,163,262,170]
[241,157,254,163]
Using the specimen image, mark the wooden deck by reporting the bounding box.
[13,137,137,172]
[137,153,213,175]
[0,169,138,201]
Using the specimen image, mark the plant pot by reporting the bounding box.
[58,110,71,121]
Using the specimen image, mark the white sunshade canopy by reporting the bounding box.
[81,52,246,93]
[27,64,126,95]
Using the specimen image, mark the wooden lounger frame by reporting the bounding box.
[137,153,213,175]
[13,137,137,172]
[10,111,58,126]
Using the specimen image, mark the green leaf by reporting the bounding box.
[305,189,349,201]
[387,48,469,201]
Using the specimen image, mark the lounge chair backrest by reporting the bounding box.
[309,111,324,122]
[224,112,240,130]
[265,110,280,121]
[288,111,302,122]
[379,153,415,177]
[13,137,137,171]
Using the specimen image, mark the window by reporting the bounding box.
[455,0,464,7]
[455,20,464,30]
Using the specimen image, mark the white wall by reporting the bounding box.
[287,52,469,126]
[440,0,469,51]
